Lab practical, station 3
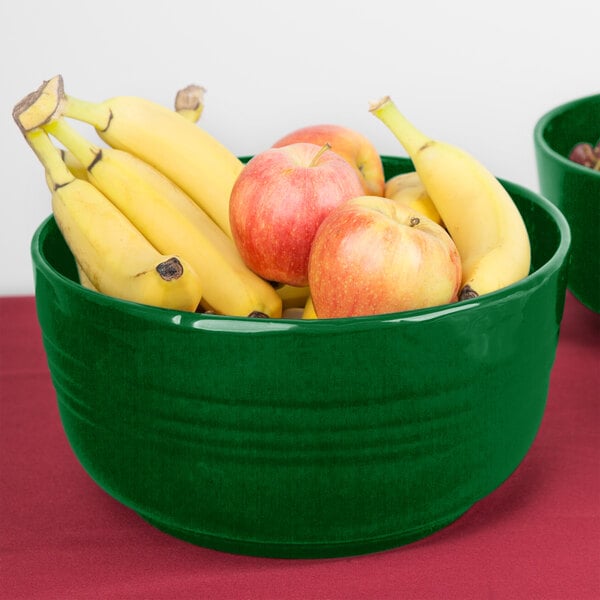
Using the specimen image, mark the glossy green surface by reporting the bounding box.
[31,157,570,558]
[534,93,600,313]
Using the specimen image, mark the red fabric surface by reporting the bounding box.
[1,293,599,600]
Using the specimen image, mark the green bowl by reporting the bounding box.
[534,93,600,313]
[31,156,570,558]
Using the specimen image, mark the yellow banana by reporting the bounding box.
[172,86,309,314]
[58,76,242,238]
[302,296,318,319]
[384,171,443,225]
[370,96,531,299]
[24,128,203,311]
[59,148,88,180]
[43,168,95,290]
[60,83,205,184]
[59,83,206,182]
[274,284,311,310]
[76,261,97,290]
[44,117,281,318]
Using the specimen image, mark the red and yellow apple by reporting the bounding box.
[272,124,385,196]
[308,195,462,318]
[229,142,364,287]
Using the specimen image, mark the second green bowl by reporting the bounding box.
[534,93,600,312]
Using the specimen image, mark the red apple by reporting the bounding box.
[229,142,364,287]
[272,124,385,196]
[308,195,462,318]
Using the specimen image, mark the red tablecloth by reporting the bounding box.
[1,293,599,600]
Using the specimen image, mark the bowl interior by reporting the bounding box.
[536,94,600,167]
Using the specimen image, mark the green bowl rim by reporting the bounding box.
[31,159,571,332]
[533,93,600,179]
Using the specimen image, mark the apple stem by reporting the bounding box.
[309,143,332,167]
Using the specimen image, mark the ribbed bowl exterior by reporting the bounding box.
[534,93,600,313]
[31,157,570,558]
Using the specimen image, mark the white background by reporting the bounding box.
[1,0,598,296]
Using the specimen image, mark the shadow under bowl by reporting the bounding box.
[31,156,570,558]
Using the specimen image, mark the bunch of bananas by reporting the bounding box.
[13,75,283,317]
[13,76,531,320]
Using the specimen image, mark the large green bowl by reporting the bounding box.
[31,156,570,558]
[534,93,600,313]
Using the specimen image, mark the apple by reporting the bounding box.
[272,124,385,196]
[229,142,365,287]
[308,195,462,318]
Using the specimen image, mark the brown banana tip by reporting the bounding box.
[175,84,206,111]
[459,285,479,301]
[156,257,184,281]
[368,95,391,113]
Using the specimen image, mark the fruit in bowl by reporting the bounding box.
[370,96,531,302]
[13,76,534,322]
[12,75,283,318]
[13,75,572,559]
[229,142,364,287]
[568,140,600,170]
[272,123,385,196]
[308,196,461,318]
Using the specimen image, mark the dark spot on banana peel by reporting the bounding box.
[156,257,184,281]
[409,217,420,227]
[100,108,114,133]
[459,285,479,301]
[88,149,103,172]
[247,310,269,318]
[53,179,74,190]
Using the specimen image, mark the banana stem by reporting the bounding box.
[44,119,100,171]
[369,96,430,157]
[175,84,206,123]
[60,148,89,180]
[63,94,113,131]
[25,129,75,189]
[12,75,66,133]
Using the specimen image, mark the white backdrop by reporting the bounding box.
[1,0,598,296]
